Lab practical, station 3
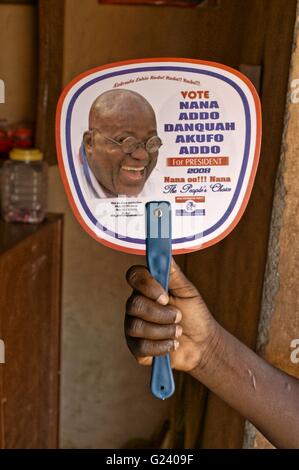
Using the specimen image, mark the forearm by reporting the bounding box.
[190,323,299,448]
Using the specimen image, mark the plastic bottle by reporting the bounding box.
[0,148,47,223]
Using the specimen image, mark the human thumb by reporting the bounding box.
[168,258,200,298]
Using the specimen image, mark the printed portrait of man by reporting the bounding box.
[80,89,162,198]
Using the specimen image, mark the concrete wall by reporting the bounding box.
[0,4,37,124]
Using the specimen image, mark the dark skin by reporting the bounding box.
[83,90,159,197]
[125,259,299,449]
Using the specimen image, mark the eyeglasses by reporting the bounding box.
[91,129,163,155]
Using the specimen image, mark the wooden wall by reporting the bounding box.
[182,0,298,449]
[0,215,62,448]
[36,0,297,448]
[0,3,37,124]
[249,6,299,449]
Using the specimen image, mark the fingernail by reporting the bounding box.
[157,294,169,305]
[174,340,180,350]
[175,310,182,323]
[175,326,183,338]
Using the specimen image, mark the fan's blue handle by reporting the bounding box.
[146,201,175,400]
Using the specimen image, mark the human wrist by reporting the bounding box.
[189,318,224,381]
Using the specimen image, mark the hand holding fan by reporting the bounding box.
[56,58,261,399]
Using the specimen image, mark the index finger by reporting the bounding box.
[126,265,169,305]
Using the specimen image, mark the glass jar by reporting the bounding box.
[0,148,48,223]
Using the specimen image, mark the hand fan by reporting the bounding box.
[56,58,261,399]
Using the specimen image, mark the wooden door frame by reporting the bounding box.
[36,0,64,166]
